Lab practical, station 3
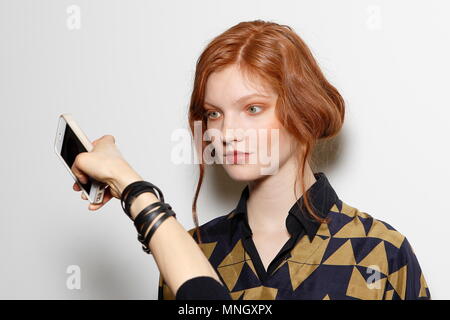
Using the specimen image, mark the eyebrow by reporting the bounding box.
[204,93,272,108]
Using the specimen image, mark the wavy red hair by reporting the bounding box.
[188,20,345,244]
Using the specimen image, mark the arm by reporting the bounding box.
[70,135,229,299]
[114,171,224,297]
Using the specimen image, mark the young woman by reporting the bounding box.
[73,20,431,300]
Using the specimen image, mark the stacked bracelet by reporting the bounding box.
[134,201,176,254]
[120,181,164,219]
[120,180,176,254]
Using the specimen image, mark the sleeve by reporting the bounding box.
[175,276,232,300]
[384,237,431,300]
[157,273,164,300]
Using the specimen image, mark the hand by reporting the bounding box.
[71,135,142,211]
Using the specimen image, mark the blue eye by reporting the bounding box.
[206,110,221,120]
[248,105,262,114]
[205,105,262,120]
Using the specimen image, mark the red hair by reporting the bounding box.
[188,20,345,244]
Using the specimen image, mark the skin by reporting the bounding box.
[71,136,222,297]
[204,64,316,270]
[71,63,316,295]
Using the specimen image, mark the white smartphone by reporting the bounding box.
[54,113,107,204]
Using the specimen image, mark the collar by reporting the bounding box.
[231,172,339,242]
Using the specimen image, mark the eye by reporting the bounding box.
[247,105,262,114]
[205,110,221,120]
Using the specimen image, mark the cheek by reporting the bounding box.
[265,125,294,167]
[277,130,293,159]
[259,119,284,156]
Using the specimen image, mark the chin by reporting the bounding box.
[222,165,265,182]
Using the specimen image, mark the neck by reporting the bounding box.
[246,156,316,234]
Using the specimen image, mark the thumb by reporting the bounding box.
[96,134,116,146]
[71,153,89,184]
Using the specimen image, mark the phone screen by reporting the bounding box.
[60,123,92,193]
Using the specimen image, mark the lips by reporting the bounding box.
[223,151,252,163]
[224,151,251,156]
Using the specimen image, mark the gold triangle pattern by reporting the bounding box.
[198,241,218,260]
[346,266,386,299]
[158,202,430,300]
[419,272,429,298]
[288,261,320,291]
[290,234,329,264]
[330,204,339,213]
[384,289,394,300]
[340,202,358,217]
[366,220,405,249]
[217,240,246,291]
[230,286,278,300]
[357,241,389,276]
[387,264,407,300]
[333,216,367,238]
[322,239,356,266]
[316,222,331,237]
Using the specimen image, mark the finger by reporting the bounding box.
[73,182,81,191]
[89,204,101,211]
[88,190,113,211]
[103,134,115,144]
[71,153,89,184]
[91,138,100,146]
[91,135,115,150]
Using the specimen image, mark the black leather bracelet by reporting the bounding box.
[134,202,175,254]
[120,181,165,219]
[121,181,149,217]
[135,202,170,237]
[119,180,177,254]
[121,181,146,207]
[134,201,167,226]
[142,209,176,254]
[143,204,176,244]
[122,181,164,202]
[124,184,160,217]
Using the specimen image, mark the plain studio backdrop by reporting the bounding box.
[0,0,448,299]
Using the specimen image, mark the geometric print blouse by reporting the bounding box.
[158,172,431,300]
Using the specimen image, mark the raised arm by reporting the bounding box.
[70,135,230,299]
[115,176,225,297]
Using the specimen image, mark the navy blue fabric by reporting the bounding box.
[175,276,231,300]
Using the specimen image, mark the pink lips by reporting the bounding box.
[223,151,251,164]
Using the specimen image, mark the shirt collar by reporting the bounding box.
[231,172,339,242]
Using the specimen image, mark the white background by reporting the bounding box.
[0,0,448,299]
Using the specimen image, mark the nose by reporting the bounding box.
[221,114,244,147]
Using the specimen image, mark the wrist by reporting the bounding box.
[109,161,143,195]
[130,192,160,221]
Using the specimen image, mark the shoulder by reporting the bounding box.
[329,200,430,299]
[328,200,407,249]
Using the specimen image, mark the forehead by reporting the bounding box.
[204,64,276,105]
